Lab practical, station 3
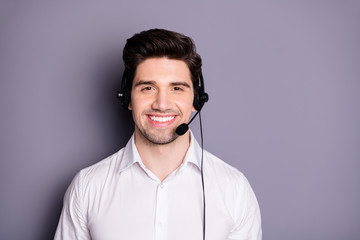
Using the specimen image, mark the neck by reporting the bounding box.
[134,130,191,181]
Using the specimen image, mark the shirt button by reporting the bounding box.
[160,183,164,188]
[158,221,163,227]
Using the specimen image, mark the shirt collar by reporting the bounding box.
[118,133,141,172]
[118,131,202,173]
[181,131,202,170]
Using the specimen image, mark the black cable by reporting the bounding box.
[199,111,206,240]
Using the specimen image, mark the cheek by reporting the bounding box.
[131,97,149,117]
[130,97,141,111]
[180,96,195,113]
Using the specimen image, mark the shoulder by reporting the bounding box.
[204,150,247,185]
[71,148,125,191]
[203,150,258,219]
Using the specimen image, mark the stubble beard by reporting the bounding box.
[136,124,179,145]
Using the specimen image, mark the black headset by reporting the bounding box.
[117,70,209,111]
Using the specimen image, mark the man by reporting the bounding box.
[54,29,261,240]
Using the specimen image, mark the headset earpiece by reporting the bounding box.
[117,72,131,109]
[193,73,209,111]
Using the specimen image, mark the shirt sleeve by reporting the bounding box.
[228,175,262,240]
[54,172,91,240]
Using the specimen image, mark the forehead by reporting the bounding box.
[134,57,192,85]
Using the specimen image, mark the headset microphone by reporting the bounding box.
[175,111,201,136]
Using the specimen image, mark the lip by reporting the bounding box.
[146,114,177,128]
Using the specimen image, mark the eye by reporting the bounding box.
[173,86,183,91]
[142,86,153,91]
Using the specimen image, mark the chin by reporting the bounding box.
[142,129,179,145]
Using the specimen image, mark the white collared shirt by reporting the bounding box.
[54,132,261,240]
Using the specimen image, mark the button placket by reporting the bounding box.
[155,182,168,240]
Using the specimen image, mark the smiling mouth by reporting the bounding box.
[148,115,175,122]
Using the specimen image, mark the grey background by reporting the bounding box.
[1,1,359,239]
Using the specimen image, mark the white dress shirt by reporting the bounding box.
[54,132,261,240]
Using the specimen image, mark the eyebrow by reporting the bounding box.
[134,80,156,87]
[134,80,191,88]
[170,81,191,88]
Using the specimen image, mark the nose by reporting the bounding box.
[152,89,172,111]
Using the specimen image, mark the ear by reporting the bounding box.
[192,105,196,112]
[128,102,132,110]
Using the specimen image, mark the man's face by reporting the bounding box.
[129,57,195,145]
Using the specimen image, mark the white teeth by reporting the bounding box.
[149,116,175,122]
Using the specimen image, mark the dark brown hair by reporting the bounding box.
[123,29,202,92]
